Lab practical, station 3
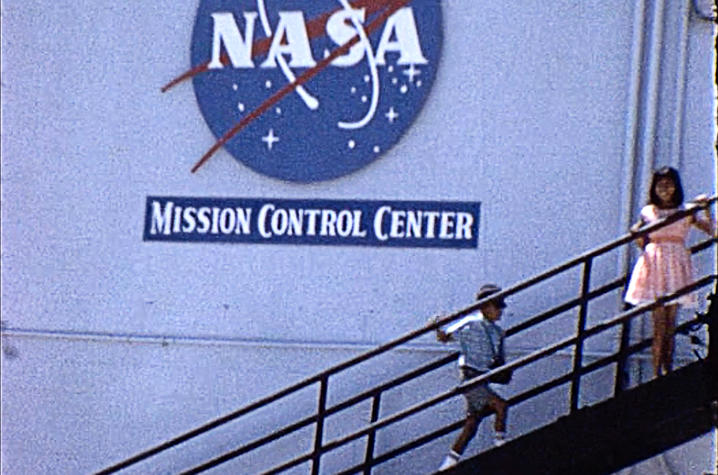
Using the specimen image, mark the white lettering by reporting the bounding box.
[423,211,439,238]
[320,209,338,236]
[455,212,473,239]
[150,201,173,236]
[257,204,274,238]
[209,12,258,69]
[271,208,289,235]
[326,8,367,67]
[219,208,236,234]
[439,212,455,239]
[351,210,367,237]
[304,209,320,235]
[207,8,427,70]
[235,208,252,234]
[211,207,221,234]
[372,207,473,241]
[260,11,317,68]
[182,207,197,233]
[389,210,406,238]
[288,208,304,236]
[336,210,353,237]
[406,210,421,238]
[173,205,183,233]
[375,8,428,66]
[374,206,390,241]
[197,207,212,233]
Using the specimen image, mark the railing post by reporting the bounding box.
[570,258,592,413]
[363,392,382,475]
[707,286,717,475]
[311,375,329,475]
[614,316,632,396]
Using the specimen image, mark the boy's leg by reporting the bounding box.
[451,413,481,455]
[486,394,508,445]
[439,412,482,471]
[486,394,507,433]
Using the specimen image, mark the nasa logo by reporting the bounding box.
[189,0,443,182]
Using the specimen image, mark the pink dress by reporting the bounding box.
[624,205,697,308]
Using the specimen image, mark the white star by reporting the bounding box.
[265,80,272,88]
[385,107,399,123]
[402,64,421,82]
[262,129,279,150]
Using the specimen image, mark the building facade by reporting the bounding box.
[1,0,716,473]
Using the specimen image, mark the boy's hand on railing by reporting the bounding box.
[430,316,451,343]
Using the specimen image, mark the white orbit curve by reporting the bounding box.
[337,0,379,130]
[256,0,319,110]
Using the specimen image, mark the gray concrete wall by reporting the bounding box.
[1,0,716,473]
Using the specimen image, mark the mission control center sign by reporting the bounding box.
[144,197,480,249]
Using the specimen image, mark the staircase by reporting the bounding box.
[98,199,717,475]
[449,359,716,475]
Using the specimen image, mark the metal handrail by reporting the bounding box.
[246,276,715,475]
[98,197,716,474]
[338,309,709,475]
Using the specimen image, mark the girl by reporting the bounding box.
[625,167,715,377]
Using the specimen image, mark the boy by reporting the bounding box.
[435,284,510,471]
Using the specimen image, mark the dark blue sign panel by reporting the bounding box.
[190,0,442,182]
[144,197,480,248]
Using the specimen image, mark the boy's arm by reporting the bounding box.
[431,316,454,343]
[436,327,452,343]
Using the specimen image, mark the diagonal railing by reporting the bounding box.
[98,197,716,475]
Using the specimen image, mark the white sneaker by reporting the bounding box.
[438,451,460,471]
[494,431,507,447]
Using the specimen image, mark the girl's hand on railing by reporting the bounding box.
[688,193,709,205]
[630,221,647,250]
[687,194,716,236]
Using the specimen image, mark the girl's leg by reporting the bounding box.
[662,304,678,374]
[651,306,667,377]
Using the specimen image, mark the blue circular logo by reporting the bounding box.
[190,0,442,182]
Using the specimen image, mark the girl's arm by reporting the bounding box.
[630,218,647,249]
[692,211,715,236]
[689,196,716,236]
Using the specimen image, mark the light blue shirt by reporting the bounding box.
[445,311,504,372]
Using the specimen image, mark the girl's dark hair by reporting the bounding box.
[648,166,684,208]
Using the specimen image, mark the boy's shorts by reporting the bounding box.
[460,367,498,415]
